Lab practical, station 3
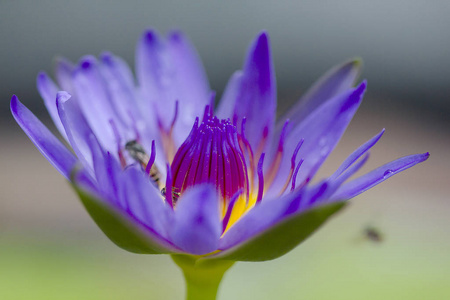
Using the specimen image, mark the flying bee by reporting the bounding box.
[125,140,161,186]
[363,226,384,243]
[161,186,181,204]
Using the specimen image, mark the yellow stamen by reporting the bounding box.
[222,193,258,235]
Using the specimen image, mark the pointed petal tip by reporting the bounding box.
[37,71,47,79]
[355,79,367,95]
[257,30,269,41]
[10,94,19,113]
[9,95,78,180]
[80,60,92,70]
[344,57,363,79]
[376,128,386,140]
[10,95,27,121]
[56,91,71,103]
[376,128,386,139]
[357,79,368,92]
[36,71,50,85]
[243,30,274,97]
[99,51,119,67]
[254,31,270,50]
[142,28,160,44]
[167,29,184,42]
[247,32,270,60]
[100,51,113,62]
[349,57,363,68]
[78,55,97,70]
[351,79,367,99]
[331,151,431,201]
[339,80,367,113]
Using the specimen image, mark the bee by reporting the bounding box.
[161,186,181,204]
[363,226,384,243]
[125,140,161,186]
[125,140,181,204]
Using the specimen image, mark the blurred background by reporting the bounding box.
[0,1,449,299]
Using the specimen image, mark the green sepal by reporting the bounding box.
[72,182,177,254]
[172,254,234,300]
[206,202,346,262]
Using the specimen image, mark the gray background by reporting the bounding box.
[1,0,449,120]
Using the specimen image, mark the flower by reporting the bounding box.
[11,30,428,262]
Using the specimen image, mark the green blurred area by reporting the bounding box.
[1,106,449,299]
[0,234,181,299]
[1,208,449,300]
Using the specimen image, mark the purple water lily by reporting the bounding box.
[11,30,428,298]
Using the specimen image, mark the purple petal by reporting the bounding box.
[329,129,385,180]
[219,189,303,250]
[135,29,166,109]
[268,81,367,196]
[312,154,371,206]
[99,52,160,159]
[231,32,276,151]
[169,185,221,255]
[36,72,68,141]
[330,152,430,200]
[10,95,77,180]
[220,179,343,252]
[276,59,361,135]
[54,57,76,94]
[72,56,127,153]
[87,134,121,203]
[332,153,370,188]
[167,30,210,110]
[72,167,98,195]
[122,166,172,238]
[136,29,210,144]
[56,91,94,172]
[216,71,243,119]
[99,52,140,128]
[71,168,179,254]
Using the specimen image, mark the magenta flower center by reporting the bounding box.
[170,109,249,202]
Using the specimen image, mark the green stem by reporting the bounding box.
[172,255,234,300]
